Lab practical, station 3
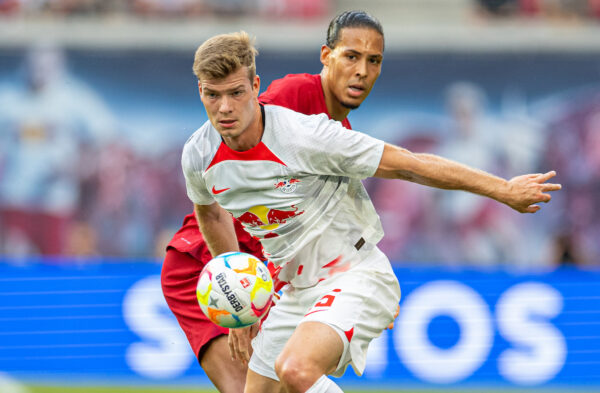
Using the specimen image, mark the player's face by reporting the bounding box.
[321,27,383,110]
[199,67,260,141]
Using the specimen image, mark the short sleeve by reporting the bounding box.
[181,138,215,206]
[286,113,384,179]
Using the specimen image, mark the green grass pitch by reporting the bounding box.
[25,386,595,393]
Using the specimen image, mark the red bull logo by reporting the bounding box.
[237,205,304,235]
[274,177,300,193]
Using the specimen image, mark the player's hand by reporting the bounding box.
[228,324,258,365]
[386,304,400,330]
[503,171,561,213]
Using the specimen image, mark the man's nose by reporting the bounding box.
[356,60,368,78]
[219,95,232,113]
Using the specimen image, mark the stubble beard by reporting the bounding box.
[341,101,360,110]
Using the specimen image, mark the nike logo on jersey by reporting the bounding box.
[212,186,230,195]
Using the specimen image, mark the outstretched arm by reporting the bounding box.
[374,143,561,213]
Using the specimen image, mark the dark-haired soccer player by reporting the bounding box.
[161,10,388,393]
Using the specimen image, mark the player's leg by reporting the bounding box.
[161,248,245,392]
[200,335,247,393]
[274,321,344,393]
[275,247,400,393]
[246,286,308,393]
[244,368,283,393]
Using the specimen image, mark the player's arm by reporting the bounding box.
[374,143,561,214]
[194,202,256,364]
[194,203,239,256]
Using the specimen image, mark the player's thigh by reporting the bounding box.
[201,335,247,393]
[161,247,202,305]
[244,368,283,393]
[250,286,308,379]
[162,248,230,355]
[299,248,400,377]
[276,320,344,377]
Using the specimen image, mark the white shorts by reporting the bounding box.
[249,246,400,380]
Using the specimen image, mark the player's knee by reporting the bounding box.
[275,354,317,391]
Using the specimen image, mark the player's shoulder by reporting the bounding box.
[182,120,220,171]
[260,73,320,102]
[264,104,338,143]
[271,73,319,89]
[184,120,220,147]
[264,103,328,124]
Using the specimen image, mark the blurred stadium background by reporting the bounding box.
[1,0,600,392]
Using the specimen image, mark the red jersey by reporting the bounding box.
[166,73,351,260]
[260,73,352,130]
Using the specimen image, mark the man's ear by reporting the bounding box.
[197,81,202,97]
[253,75,260,96]
[320,44,332,67]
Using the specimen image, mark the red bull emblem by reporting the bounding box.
[274,177,300,193]
[237,205,304,236]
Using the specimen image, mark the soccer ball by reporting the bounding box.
[196,252,274,328]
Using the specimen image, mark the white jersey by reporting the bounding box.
[182,105,385,288]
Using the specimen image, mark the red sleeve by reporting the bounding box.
[167,213,264,262]
[166,213,213,263]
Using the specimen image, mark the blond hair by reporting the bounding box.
[193,31,258,82]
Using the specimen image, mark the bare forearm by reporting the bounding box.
[194,203,239,257]
[374,143,562,213]
[407,153,508,200]
[375,144,509,202]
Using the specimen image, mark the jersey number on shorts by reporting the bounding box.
[314,288,342,308]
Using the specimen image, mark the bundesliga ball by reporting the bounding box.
[196,252,274,328]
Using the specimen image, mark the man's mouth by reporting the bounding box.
[348,85,365,97]
[219,119,237,128]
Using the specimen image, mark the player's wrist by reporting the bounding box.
[493,178,512,206]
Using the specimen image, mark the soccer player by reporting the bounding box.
[161,10,388,393]
[183,32,561,393]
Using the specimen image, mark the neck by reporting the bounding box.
[320,70,350,122]
[223,103,263,151]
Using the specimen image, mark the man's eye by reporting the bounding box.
[233,90,243,96]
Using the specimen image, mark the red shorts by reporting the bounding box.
[161,213,263,360]
[161,247,229,360]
